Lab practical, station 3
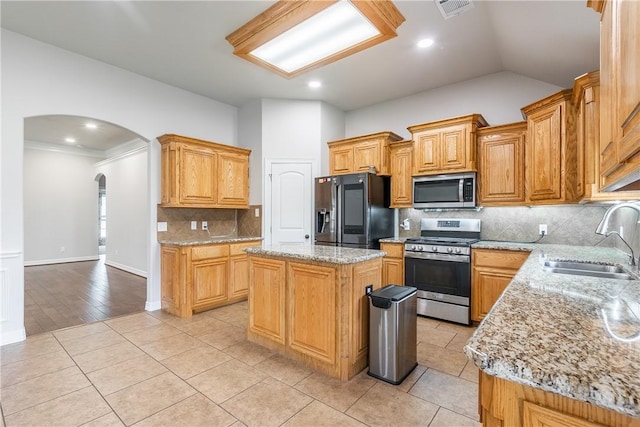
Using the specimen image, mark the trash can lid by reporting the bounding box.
[370,285,416,302]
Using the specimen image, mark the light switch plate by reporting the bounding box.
[254,208,260,217]
[157,222,168,232]
[191,221,197,230]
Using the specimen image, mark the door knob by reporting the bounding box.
[305,234,310,239]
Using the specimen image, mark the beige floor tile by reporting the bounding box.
[172,317,229,337]
[105,371,196,425]
[435,322,476,338]
[139,333,205,360]
[282,400,366,427]
[134,393,236,427]
[4,386,111,427]
[347,382,439,426]
[1,350,74,387]
[161,345,232,379]
[445,332,473,352]
[53,321,112,342]
[416,342,468,376]
[61,329,127,356]
[294,371,376,412]
[0,335,62,366]
[81,412,125,427]
[417,324,455,347]
[197,325,246,350]
[187,359,267,404]
[0,366,90,415]
[106,313,163,334]
[253,354,313,386]
[223,341,274,366]
[409,369,479,420]
[222,377,312,427]
[389,364,427,393]
[429,407,482,427]
[74,341,145,373]
[87,354,168,395]
[459,361,479,383]
[417,316,442,329]
[122,323,183,346]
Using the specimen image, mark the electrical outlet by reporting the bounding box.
[365,284,373,295]
[254,208,260,217]
[191,221,197,230]
[400,219,410,230]
[157,222,168,232]
[539,224,548,236]
[202,221,208,230]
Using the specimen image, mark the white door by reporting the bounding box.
[267,161,313,245]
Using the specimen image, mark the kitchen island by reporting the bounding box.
[245,244,386,380]
[465,243,640,426]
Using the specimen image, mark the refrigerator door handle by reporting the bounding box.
[335,180,342,245]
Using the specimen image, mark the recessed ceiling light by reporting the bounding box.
[65,137,76,143]
[417,38,434,48]
[308,80,322,89]
[85,123,97,129]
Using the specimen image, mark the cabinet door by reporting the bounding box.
[522,401,605,427]
[390,143,413,207]
[413,131,440,174]
[471,268,515,322]
[353,140,380,173]
[179,144,217,205]
[440,125,468,171]
[228,255,250,300]
[351,260,382,365]
[382,258,404,286]
[329,145,354,175]
[478,129,525,204]
[249,257,286,344]
[160,245,184,315]
[217,151,249,208]
[192,257,228,309]
[526,105,563,201]
[599,0,618,178]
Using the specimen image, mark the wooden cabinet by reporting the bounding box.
[521,90,580,204]
[381,242,404,286]
[158,134,251,208]
[328,131,403,176]
[160,240,260,317]
[471,248,529,322]
[389,140,413,208]
[249,257,286,344]
[479,371,640,427]
[477,122,527,206]
[590,0,640,191]
[408,114,488,176]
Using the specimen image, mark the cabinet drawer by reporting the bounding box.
[192,244,229,260]
[380,243,404,258]
[473,249,529,270]
[229,241,260,256]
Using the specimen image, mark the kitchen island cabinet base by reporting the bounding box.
[247,255,383,381]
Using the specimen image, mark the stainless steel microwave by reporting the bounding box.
[412,172,476,209]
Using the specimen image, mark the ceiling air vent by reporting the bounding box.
[435,0,474,19]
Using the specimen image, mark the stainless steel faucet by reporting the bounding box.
[595,202,640,266]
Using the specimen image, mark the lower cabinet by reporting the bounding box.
[161,240,260,317]
[480,372,640,427]
[471,248,529,322]
[381,242,404,286]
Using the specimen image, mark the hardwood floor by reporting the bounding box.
[23,257,147,336]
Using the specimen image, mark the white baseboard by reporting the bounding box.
[105,260,147,278]
[145,300,161,311]
[24,256,99,266]
[1,327,26,346]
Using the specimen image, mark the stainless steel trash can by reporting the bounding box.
[368,285,417,384]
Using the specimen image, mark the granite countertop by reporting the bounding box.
[464,243,640,417]
[472,240,537,252]
[245,244,386,265]
[379,237,406,244]
[158,236,262,246]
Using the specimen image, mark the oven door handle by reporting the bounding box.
[405,252,470,263]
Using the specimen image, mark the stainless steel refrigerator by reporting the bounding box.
[315,172,393,249]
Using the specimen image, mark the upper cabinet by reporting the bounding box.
[158,134,251,209]
[521,89,581,204]
[328,132,403,176]
[477,122,527,206]
[389,140,413,208]
[408,114,488,176]
[590,0,640,191]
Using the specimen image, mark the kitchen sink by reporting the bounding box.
[542,260,636,280]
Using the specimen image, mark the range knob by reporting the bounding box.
[417,246,424,251]
[455,247,462,254]
[447,247,453,253]
[431,246,438,252]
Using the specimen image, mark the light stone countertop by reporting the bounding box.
[244,244,386,265]
[379,237,406,244]
[464,243,640,418]
[158,236,262,246]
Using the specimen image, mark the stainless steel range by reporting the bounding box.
[404,218,481,325]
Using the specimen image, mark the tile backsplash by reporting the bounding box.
[157,205,262,241]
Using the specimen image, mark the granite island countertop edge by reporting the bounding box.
[245,245,386,265]
[158,236,263,246]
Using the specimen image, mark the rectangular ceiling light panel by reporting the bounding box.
[226,0,405,78]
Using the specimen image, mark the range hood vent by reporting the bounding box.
[436,0,474,19]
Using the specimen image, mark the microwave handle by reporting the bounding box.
[458,179,464,202]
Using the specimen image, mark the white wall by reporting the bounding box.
[1,29,238,345]
[23,146,100,264]
[345,71,563,139]
[95,147,148,276]
[238,100,263,205]
[320,102,346,176]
